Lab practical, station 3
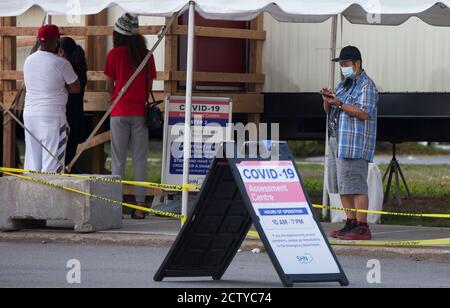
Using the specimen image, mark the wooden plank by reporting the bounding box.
[85,12,108,174]
[247,113,261,126]
[0,26,162,36]
[76,131,111,153]
[86,12,108,92]
[83,92,110,111]
[82,91,166,111]
[2,91,17,108]
[248,14,265,125]
[0,70,169,81]
[6,90,263,114]
[83,91,263,113]
[1,17,17,168]
[174,25,266,40]
[173,92,264,114]
[86,71,169,81]
[4,90,166,112]
[85,70,106,82]
[249,14,264,93]
[164,16,179,96]
[17,36,84,48]
[0,25,265,40]
[171,71,265,84]
[0,70,22,80]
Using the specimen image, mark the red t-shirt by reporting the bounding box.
[104,46,157,117]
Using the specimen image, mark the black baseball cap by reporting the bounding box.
[332,45,362,62]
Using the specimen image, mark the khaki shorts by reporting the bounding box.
[327,137,369,195]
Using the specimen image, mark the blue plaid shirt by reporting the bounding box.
[331,70,378,162]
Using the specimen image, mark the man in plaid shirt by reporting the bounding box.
[321,46,378,240]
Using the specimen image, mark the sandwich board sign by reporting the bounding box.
[154,142,349,287]
[161,96,232,189]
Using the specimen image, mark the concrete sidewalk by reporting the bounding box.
[0,216,449,262]
[99,217,450,242]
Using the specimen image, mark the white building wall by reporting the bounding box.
[263,14,450,93]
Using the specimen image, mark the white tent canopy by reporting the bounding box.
[1,0,450,26]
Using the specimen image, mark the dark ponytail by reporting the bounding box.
[70,46,87,76]
[60,37,88,89]
[129,34,148,68]
[113,31,148,68]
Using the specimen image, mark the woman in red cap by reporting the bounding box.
[23,24,81,173]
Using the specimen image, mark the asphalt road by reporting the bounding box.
[0,243,448,288]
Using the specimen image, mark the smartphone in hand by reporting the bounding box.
[320,88,335,99]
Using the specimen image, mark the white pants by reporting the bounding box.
[24,115,69,173]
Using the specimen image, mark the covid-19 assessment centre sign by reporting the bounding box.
[236,160,342,276]
[161,96,232,188]
[155,142,348,287]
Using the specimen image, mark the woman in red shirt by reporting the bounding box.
[104,13,157,219]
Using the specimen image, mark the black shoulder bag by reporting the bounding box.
[144,62,164,130]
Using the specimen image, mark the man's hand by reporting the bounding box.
[320,88,340,106]
[324,95,341,107]
[320,88,369,120]
[321,88,333,114]
[67,79,81,94]
[320,88,333,97]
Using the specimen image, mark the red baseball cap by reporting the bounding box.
[38,24,62,42]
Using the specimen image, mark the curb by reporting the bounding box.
[0,231,264,251]
[0,231,449,263]
[331,245,450,263]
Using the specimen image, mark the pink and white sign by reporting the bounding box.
[236,160,341,275]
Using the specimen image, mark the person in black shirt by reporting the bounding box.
[59,37,88,173]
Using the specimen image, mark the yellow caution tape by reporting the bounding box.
[1,167,449,219]
[1,171,187,221]
[246,231,450,247]
[1,169,449,247]
[312,204,450,219]
[0,167,198,192]
[328,238,450,247]
[247,231,260,238]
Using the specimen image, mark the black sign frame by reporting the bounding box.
[154,142,349,287]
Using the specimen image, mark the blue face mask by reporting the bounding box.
[341,66,355,79]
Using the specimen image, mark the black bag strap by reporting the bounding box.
[145,53,164,107]
[145,53,160,107]
[150,90,157,106]
[145,55,150,104]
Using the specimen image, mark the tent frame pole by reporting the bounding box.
[181,1,195,224]
[322,15,338,219]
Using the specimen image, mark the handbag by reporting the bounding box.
[144,61,164,130]
[145,91,164,130]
